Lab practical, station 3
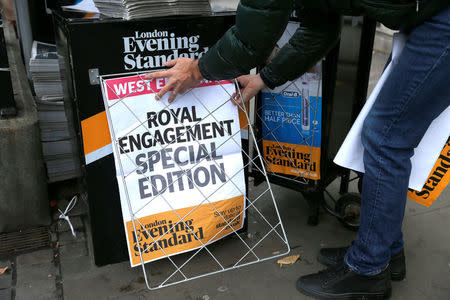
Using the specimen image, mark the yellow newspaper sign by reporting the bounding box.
[408,137,450,207]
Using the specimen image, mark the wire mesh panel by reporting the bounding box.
[255,21,323,186]
[99,71,289,289]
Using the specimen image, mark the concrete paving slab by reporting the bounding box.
[16,262,57,287]
[0,288,12,299]
[56,196,89,217]
[0,274,12,290]
[0,259,12,289]
[58,241,89,258]
[393,202,450,299]
[15,278,57,300]
[62,261,144,300]
[15,252,58,300]
[56,216,84,233]
[59,254,94,278]
[16,249,53,266]
[58,230,86,246]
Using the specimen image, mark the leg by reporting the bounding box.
[345,6,450,275]
[297,6,450,299]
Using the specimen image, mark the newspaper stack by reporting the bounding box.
[29,41,63,100]
[30,41,81,183]
[36,99,71,142]
[41,138,81,183]
[93,0,211,19]
[210,0,238,12]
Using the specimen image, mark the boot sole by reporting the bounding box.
[297,284,392,300]
[390,270,406,281]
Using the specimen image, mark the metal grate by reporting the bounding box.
[0,227,50,255]
[100,72,290,290]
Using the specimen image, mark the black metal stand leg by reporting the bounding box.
[339,169,350,194]
[303,190,322,226]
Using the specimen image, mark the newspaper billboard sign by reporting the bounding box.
[101,75,246,267]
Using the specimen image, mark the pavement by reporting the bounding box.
[1,27,449,300]
[1,178,449,300]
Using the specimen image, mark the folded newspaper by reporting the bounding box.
[93,0,211,19]
[29,41,63,100]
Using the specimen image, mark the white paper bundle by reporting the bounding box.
[93,0,211,19]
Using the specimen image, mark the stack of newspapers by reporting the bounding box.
[93,0,211,19]
[30,41,81,183]
[36,100,71,142]
[210,0,238,12]
[29,41,63,100]
[41,137,81,183]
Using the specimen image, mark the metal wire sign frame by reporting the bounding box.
[99,71,290,290]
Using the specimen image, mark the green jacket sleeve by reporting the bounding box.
[260,7,341,89]
[198,0,294,80]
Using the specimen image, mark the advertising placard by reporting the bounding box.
[101,75,246,266]
[260,22,322,180]
[261,73,322,180]
[408,136,450,207]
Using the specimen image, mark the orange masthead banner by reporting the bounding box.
[127,196,244,265]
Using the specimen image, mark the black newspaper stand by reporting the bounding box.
[53,10,235,266]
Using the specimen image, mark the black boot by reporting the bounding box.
[296,263,392,299]
[317,245,406,281]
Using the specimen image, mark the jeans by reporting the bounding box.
[344,5,450,275]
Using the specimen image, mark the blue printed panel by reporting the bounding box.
[261,91,322,148]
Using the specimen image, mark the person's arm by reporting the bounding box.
[230,6,342,104]
[198,0,294,80]
[145,0,293,102]
[260,7,342,89]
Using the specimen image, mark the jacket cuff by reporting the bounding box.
[259,69,277,90]
[198,57,214,80]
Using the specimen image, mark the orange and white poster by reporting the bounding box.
[101,75,246,267]
[408,137,450,207]
[260,23,322,180]
[260,72,322,180]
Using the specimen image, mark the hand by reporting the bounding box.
[0,0,15,22]
[231,74,266,105]
[144,58,203,103]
